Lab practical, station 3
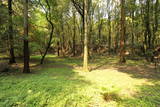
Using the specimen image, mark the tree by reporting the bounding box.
[71,0,89,71]
[153,0,159,48]
[23,0,30,73]
[8,0,16,64]
[119,0,126,63]
[145,0,152,49]
[83,0,89,71]
[39,0,54,64]
[72,8,76,56]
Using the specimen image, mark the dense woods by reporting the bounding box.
[0,0,160,69]
[0,0,160,106]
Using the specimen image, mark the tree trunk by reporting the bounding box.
[83,0,89,72]
[57,41,60,56]
[61,21,65,56]
[108,13,111,54]
[131,0,135,54]
[40,20,54,64]
[23,0,30,73]
[119,0,126,63]
[40,0,54,64]
[8,0,16,64]
[145,0,152,49]
[72,9,76,56]
[98,20,102,45]
[152,0,159,48]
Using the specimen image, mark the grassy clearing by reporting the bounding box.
[0,55,160,107]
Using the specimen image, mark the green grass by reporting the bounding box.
[0,55,160,107]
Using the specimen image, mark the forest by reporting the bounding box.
[0,0,160,106]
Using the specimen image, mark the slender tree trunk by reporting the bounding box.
[88,0,92,58]
[119,0,126,63]
[40,23,54,64]
[57,41,60,56]
[8,0,16,64]
[131,0,135,54]
[61,21,65,56]
[140,1,147,54]
[40,0,54,64]
[145,0,152,49]
[80,19,84,55]
[152,0,159,48]
[98,20,102,45]
[108,13,111,54]
[23,0,30,73]
[40,17,54,64]
[72,9,76,56]
[83,0,89,72]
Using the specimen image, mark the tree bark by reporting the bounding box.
[72,9,76,56]
[108,13,111,54]
[145,0,152,49]
[23,0,30,73]
[8,0,16,64]
[152,0,159,48]
[131,0,135,54]
[119,0,126,63]
[83,0,89,71]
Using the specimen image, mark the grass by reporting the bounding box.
[0,55,160,107]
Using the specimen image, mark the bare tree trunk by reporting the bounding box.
[145,0,152,49]
[83,0,89,72]
[108,13,111,54]
[8,0,16,64]
[119,0,126,63]
[40,22,54,64]
[72,8,76,56]
[131,0,135,54]
[40,0,54,64]
[23,0,30,73]
[57,41,60,56]
[98,20,102,45]
[152,0,159,48]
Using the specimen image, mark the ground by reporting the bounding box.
[0,55,160,107]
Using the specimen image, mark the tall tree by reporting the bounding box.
[83,0,89,71]
[119,0,126,63]
[71,0,89,71]
[8,0,16,64]
[72,8,76,56]
[153,0,159,47]
[145,0,152,49]
[23,0,30,73]
[39,0,54,64]
[108,12,111,54]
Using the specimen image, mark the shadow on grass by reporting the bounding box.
[90,55,159,80]
[116,64,160,80]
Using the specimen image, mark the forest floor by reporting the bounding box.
[0,55,160,107]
